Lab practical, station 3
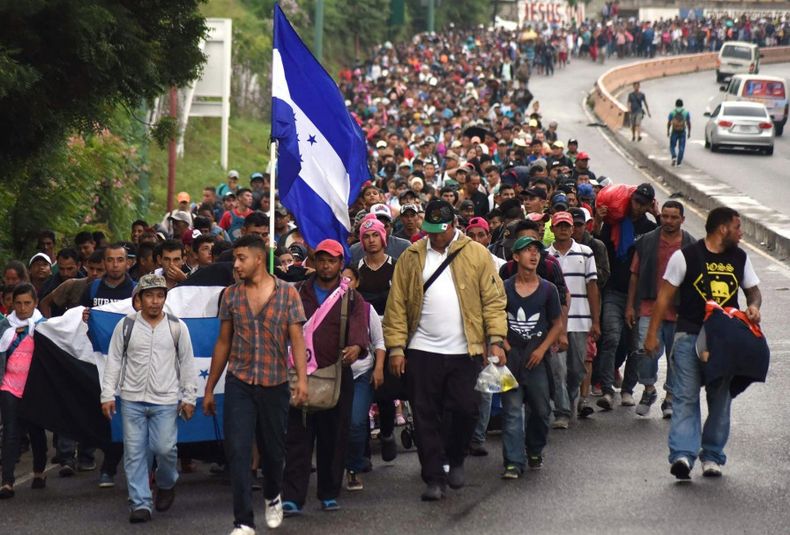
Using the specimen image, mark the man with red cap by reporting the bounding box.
[282,239,370,515]
[547,211,601,428]
[466,217,506,271]
[571,151,597,184]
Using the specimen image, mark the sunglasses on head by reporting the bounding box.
[426,205,455,224]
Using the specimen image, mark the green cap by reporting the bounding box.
[512,236,544,253]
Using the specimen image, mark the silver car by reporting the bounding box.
[704,101,775,155]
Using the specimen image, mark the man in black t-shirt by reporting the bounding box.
[500,236,563,478]
[77,243,136,488]
[646,207,761,480]
[594,183,658,411]
[79,244,135,309]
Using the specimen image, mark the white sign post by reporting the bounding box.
[178,18,233,170]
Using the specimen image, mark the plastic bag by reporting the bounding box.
[595,184,636,226]
[475,356,518,394]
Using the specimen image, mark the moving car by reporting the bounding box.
[704,101,774,155]
[715,42,761,83]
[713,74,788,136]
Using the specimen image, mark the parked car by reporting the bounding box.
[708,74,788,136]
[704,101,775,155]
[715,42,761,83]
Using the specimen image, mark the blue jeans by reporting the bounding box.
[670,131,686,164]
[501,360,551,471]
[635,316,675,393]
[224,375,290,528]
[121,400,179,512]
[548,349,570,417]
[471,392,493,447]
[346,370,374,472]
[668,333,732,467]
[597,289,628,396]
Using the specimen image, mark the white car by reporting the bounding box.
[704,101,775,155]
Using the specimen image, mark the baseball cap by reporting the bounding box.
[445,151,459,160]
[528,119,538,127]
[633,182,656,204]
[422,199,455,233]
[576,151,590,160]
[273,203,289,216]
[466,217,490,234]
[223,191,236,199]
[182,228,202,246]
[369,203,392,221]
[521,187,547,200]
[599,177,613,188]
[288,243,307,261]
[589,179,601,187]
[314,239,344,258]
[398,189,418,201]
[250,172,264,182]
[459,199,475,210]
[228,169,240,179]
[177,192,190,203]
[376,140,388,149]
[424,135,436,144]
[29,252,52,266]
[552,140,565,149]
[551,211,574,226]
[169,210,191,224]
[512,236,545,252]
[567,138,578,146]
[400,203,421,215]
[137,273,168,294]
[526,212,547,223]
[551,193,569,210]
[569,208,587,225]
[577,183,595,198]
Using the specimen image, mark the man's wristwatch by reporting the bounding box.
[490,341,505,349]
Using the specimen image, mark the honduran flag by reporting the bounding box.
[20,280,228,448]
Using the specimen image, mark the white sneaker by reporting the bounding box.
[229,525,256,535]
[621,392,636,406]
[702,461,722,478]
[265,494,284,529]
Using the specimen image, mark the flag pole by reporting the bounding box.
[269,140,277,274]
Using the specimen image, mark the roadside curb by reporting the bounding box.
[594,116,790,262]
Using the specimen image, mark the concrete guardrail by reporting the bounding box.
[591,46,790,130]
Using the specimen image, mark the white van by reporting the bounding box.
[717,74,788,136]
[716,42,761,83]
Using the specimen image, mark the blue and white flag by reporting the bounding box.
[21,285,227,446]
[271,2,370,251]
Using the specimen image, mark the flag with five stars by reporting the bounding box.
[271,3,369,252]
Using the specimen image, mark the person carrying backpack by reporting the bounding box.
[666,99,691,166]
[100,274,198,523]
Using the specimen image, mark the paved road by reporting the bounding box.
[618,64,790,217]
[5,57,790,534]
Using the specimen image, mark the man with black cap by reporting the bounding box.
[394,204,423,241]
[594,183,658,411]
[384,199,507,501]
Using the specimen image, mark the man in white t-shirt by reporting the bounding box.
[383,200,507,501]
[546,211,601,429]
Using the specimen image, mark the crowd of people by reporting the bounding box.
[0,11,771,535]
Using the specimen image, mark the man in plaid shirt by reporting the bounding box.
[203,235,308,535]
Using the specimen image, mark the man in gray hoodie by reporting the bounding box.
[100,274,198,523]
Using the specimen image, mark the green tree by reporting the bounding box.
[0,0,208,257]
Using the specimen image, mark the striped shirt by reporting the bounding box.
[547,239,597,333]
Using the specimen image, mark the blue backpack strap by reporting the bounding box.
[89,278,102,305]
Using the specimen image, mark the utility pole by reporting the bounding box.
[166,87,177,213]
[427,0,435,33]
[314,0,324,62]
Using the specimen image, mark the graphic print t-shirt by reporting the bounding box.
[663,240,759,334]
[504,277,561,348]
